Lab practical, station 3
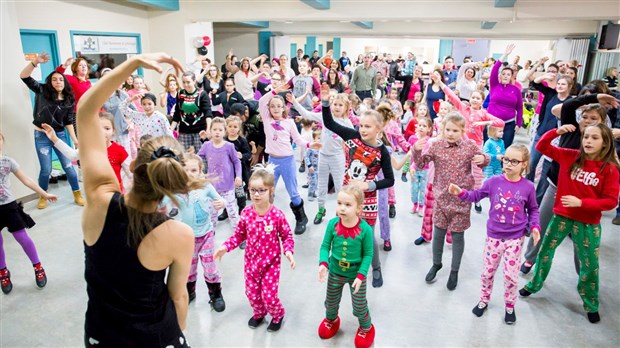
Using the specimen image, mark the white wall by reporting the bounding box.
[7,0,152,199]
[489,39,555,64]
[341,38,440,64]
[213,31,259,68]
[183,22,215,65]
[1,1,41,199]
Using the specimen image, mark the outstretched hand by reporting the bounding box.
[597,94,620,109]
[36,53,50,65]
[504,44,516,56]
[214,245,227,262]
[556,124,576,135]
[320,82,331,101]
[134,53,185,77]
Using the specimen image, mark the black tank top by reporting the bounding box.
[84,192,183,347]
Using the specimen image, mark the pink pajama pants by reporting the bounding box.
[245,260,285,322]
[480,236,525,308]
[388,186,396,206]
[420,183,452,243]
[188,231,220,283]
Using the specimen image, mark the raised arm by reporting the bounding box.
[289,96,321,122]
[77,53,183,201]
[526,57,549,82]
[20,52,50,79]
[225,50,240,75]
[320,84,358,141]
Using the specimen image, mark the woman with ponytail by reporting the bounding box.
[77,53,196,347]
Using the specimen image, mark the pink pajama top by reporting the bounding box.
[223,205,295,267]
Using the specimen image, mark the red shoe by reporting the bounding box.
[0,268,13,294]
[354,324,375,348]
[34,263,47,288]
[318,317,340,339]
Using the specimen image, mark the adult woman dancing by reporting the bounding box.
[78,52,195,347]
[487,44,523,147]
[20,52,84,209]
[56,56,92,109]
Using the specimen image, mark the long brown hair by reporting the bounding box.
[127,136,206,247]
[570,124,620,176]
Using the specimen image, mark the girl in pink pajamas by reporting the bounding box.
[215,165,295,332]
[449,144,540,324]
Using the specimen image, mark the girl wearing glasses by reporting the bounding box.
[449,144,540,325]
[215,165,295,332]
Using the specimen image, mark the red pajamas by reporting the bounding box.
[223,205,294,323]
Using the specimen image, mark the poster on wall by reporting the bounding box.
[72,34,140,78]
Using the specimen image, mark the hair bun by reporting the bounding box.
[151,146,180,162]
[252,163,276,175]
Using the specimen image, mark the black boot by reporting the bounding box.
[237,196,246,212]
[218,209,228,221]
[187,281,196,303]
[290,200,309,235]
[206,281,226,312]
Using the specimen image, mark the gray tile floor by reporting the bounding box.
[2,130,619,347]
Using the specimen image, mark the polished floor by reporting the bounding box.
[1,131,619,347]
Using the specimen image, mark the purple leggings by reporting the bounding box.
[0,229,41,269]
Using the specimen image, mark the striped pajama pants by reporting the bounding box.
[188,230,221,283]
[420,183,452,243]
[325,271,372,329]
[317,153,346,208]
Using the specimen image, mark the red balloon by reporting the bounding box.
[202,35,211,46]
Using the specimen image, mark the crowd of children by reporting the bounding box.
[2,45,619,347]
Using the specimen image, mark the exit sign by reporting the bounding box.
[467,39,477,44]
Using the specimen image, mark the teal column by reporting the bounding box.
[306,36,317,53]
[318,44,323,56]
[258,31,272,56]
[333,37,341,59]
[290,43,297,60]
[438,39,453,63]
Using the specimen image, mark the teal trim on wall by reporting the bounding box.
[300,0,330,10]
[127,0,179,11]
[238,21,269,28]
[290,43,297,60]
[19,29,60,69]
[438,39,453,63]
[333,37,341,59]
[258,31,271,55]
[318,44,323,57]
[306,36,317,53]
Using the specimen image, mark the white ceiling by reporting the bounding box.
[173,0,620,38]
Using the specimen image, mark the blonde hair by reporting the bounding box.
[184,152,204,172]
[99,112,115,131]
[226,115,242,127]
[443,112,466,130]
[415,103,430,118]
[209,116,226,130]
[128,136,206,247]
[487,125,503,138]
[506,144,531,175]
[376,103,396,124]
[332,93,351,115]
[164,74,178,93]
[339,185,364,209]
[360,110,384,128]
[250,164,276,188]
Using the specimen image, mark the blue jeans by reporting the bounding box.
[34,130,79,192]
[527,133,543,182]
[535,159,552,205]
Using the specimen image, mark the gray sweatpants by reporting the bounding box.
[317,153,346,208]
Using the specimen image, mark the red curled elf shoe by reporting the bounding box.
[318,316,340,339]
[354,324,375,348]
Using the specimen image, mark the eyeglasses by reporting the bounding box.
[249,188,269,195]
[271,78,282,82]
[502,158,525,166]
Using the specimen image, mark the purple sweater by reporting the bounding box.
[487,60,523,126]
[458,175,540,239]
[197,141,242,193]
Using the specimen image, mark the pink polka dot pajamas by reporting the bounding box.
[223,205,294,323]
